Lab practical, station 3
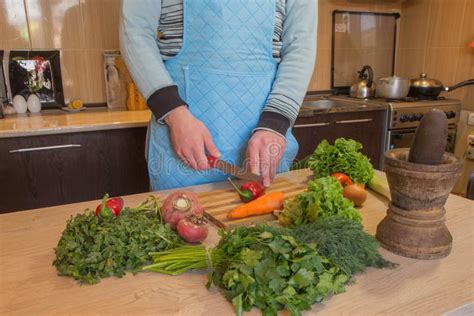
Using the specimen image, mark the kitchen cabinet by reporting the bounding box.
[293,109,387,169]
[292,114,333,159]
[0,128,149,213]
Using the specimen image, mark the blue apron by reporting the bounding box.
[148,0,298,190]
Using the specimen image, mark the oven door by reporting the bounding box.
[387,126,457,152]
[387,128,416,151]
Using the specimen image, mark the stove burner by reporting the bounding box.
[411,96,446,101]
[384,96,446,102]
[384,97,418,102]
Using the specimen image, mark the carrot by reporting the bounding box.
[227,192,285,219]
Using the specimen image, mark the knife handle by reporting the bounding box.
[206,154,218,168]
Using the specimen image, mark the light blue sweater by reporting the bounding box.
[120,0,317,131]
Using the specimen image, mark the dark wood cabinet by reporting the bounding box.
[292,109,387,170]
[292,114,333,160]
[0,128,149,213]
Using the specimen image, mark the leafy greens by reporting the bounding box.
[53,196,182,284]
[145,225,349,316]
[279,176,361,227]
[291,217,396,277]
[212,225,349,316]
[307,138,375,184]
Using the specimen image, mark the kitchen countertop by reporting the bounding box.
[1,169,473,315]
[298,95,388,118]
[0,108,151,138]
[0,96,389,138]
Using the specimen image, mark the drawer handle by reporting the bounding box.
[335,118,373,124]
[293,122,331,128]
[9,144,81,153]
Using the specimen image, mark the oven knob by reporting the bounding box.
[415,113,423,121]
[400,115,409,122]
[409,115,417,122]
[447,111,456,119]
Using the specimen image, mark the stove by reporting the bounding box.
[330,96,461,123]
[329,95,461,164]
[385,98,460,129]
[377,98,459,155]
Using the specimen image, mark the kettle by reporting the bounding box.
[350,65,375,98]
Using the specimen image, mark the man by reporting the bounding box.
[120,0,317,190]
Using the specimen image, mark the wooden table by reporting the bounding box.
[1,170,473,315]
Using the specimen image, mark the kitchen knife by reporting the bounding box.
[207,155,263,183]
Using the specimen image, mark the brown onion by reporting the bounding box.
[343,184,368,207]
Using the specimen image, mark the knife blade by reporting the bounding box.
[207,155,263,183]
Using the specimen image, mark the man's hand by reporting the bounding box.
[247,130,286,187]
[165,106,221,170]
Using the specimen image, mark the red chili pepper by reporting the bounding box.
[227,178,265,203]
[331,173,353,187]
[95,194,124,218]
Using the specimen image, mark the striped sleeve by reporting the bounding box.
[120,0,186,121]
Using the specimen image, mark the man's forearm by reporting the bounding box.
[257,0,318,135]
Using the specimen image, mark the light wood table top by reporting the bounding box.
[0,108,150,138]
[0,169,473,315]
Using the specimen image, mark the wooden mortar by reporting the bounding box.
[376,148,463,259]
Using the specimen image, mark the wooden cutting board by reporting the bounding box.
[200,176,309,229]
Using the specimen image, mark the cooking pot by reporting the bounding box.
[376,75,410,99]
[350,65,375,99]
[408,73,474,99]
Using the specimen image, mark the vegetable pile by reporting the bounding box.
[140,138,394,315]
[52,137,395,315]
[144,225,348,315]
[53,196,182,284]
[292,137,390,201]
[278,176,361,227]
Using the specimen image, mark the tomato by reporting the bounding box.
[331,173,353,186]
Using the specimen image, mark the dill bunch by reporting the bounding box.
[291,217,396,277]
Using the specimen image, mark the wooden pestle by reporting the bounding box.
[408,109,448,165]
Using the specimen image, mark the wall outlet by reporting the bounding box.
[469,135,474,145]
[467,135,474,160]
[468,113,474,126]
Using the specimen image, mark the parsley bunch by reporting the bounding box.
[53,196,182,284]
[278,176,361,227]
[145,225,348,316]
[307,138,375,184]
